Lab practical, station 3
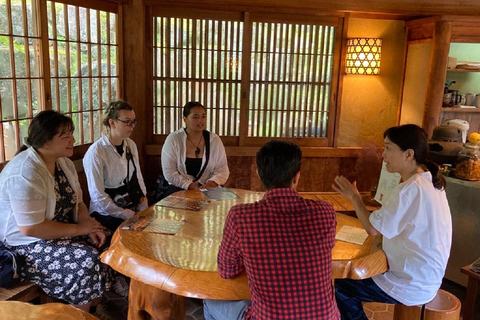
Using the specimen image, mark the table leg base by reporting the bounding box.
[128,280,185,320]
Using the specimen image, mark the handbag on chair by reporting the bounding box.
[0,244,21,288]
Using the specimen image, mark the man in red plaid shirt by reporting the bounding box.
[204,140,340,320]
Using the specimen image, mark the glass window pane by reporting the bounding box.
[0,80,14,120]
[57,40,67,77]
[82,112,92,143]
[50,78,57,110]
[19,118,30,148]
[47,1,54,38]
[71,77,78,111]
[55,3,65,40]
[91,44,99,76]
[31,78,41,113]
[28,39,41,77]
[58,78,68,113]
[90,9,98,43]
[101,77,109,107]
[69,42,78,76]
[110,77,117,101]
[71,112,80,145]
[80,43,89,76]
[100,11,107,44]
[91,77,99,110]
[100,44,107,76]
[110,46,116,76]
[0,0,9,34]
[81,77,89,110]
[10,1,24,36]
[26,0,36,37]
[0,36,12,77]
[16,79,29,118]
[93,110,101,141]
[13,37,27,78]
[49,40,57,76]
[67,5,77,41]
[109,13,116,44]
[79,7,87,42]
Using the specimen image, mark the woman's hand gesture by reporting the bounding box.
[332,175,360,202]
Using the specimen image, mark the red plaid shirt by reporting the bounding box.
[218,188,340,320]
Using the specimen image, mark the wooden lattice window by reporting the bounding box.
[249,21,335,138]
[0,0,119,162]
[152,11,340,146]
[47,1,119,145]
[0,0,43,161]
[153,15,243,136]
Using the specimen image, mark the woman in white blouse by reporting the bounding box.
[83,101,147,233]
[161,101,229,196]
[0,110,111,312]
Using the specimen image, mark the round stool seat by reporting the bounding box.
[0,301,100,320]
[393,289,461,320]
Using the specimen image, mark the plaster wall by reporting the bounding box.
[337,18,405,147]
[399,42,431,126]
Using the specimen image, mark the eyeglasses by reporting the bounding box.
[116,118,138,127]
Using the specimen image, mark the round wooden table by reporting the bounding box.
[101,189,387,320]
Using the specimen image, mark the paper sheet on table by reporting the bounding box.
[374,162,401,206]
[335,226,369,245]
[201,187,239,200]
[155,195,210,211]
[122,216,186,235]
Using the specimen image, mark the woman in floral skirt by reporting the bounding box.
[0,110,112,312]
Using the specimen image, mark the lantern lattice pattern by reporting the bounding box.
[345,38,382,75]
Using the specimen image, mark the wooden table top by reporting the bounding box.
[101,189,387,300]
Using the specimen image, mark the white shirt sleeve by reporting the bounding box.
[83,146,133,219]
[203,135,229,185]
[161,133,193,190]
[7,172,47,226]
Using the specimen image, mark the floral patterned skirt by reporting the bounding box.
[9,236,113,305]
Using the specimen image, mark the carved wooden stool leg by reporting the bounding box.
[128,280,185,320]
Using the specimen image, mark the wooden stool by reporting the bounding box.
[393,289,461,320]
[0,301,100,320]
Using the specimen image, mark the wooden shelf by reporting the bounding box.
[442,107,480,112]
[447,68,480,73]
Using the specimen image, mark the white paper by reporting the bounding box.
[335,226,369,245]
[374,162,401,205]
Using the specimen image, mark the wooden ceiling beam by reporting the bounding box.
[143,0,480,17]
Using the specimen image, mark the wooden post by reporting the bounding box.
[422,21,452,138]
[121,0,147,168]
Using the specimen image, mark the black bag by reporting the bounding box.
[148,174,170,205]
[105,143,145,209]
[0,245,21,288]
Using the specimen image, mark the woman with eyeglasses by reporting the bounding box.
[83,100,147,235]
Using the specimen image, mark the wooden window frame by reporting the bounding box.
[47,0,121,146]
[0,0,122,162]
[147,7,343,147]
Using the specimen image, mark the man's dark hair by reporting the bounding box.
[256,140,302,190]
